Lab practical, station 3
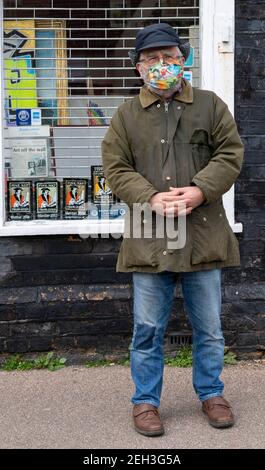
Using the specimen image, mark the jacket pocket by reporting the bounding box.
[191,204,230,265]
[190,128,212,173]
[121,237,158,268]
[191,144,211,173]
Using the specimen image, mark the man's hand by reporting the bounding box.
[149,190,192,217]
[167,185,206,209]
[149,186,205,217]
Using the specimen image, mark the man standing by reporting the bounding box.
[102,23,244,437]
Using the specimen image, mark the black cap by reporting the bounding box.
[128,22,190,66]
[136,23,181,52]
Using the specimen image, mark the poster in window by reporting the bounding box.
[35,20,69,126]
[35,180,60,219]
[7,180,33,221]
[91,165,114,205]
[3,20,38,126]
[63,178,88,219]
[11,139,48,178]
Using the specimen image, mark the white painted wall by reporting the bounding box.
[200,0,242,232]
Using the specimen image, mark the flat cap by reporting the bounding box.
[128,23,190,65]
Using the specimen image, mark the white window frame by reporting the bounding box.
[0,0,242,236]
[200,0,242,233]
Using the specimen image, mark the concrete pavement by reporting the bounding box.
[0,361,264,449]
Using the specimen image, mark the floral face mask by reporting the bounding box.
[141,57,184,91]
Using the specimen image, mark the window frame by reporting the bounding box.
[200,0,242,233]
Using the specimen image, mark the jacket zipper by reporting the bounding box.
[164,101,170,188]
[164,101,169,144]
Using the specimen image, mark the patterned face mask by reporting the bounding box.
[142,58,184,91]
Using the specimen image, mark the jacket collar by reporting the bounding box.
[139,78,193,108]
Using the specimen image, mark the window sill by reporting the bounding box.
[0,219,125,237]
[0,219,243,237]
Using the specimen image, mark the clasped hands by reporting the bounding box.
[149,186,205,217]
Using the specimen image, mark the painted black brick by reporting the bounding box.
[0,0,264,357]
[234,0,265,356]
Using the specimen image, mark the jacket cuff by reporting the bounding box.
[144,189,159,205]
[191,179,210,205]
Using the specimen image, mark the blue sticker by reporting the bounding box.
[16,109,31,126]
[184,46,194,67]
[183,71,193,85]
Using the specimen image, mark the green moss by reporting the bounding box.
[1,352,67,371]
[165,346,193,368]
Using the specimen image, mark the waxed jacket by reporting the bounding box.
[102,79,244,273]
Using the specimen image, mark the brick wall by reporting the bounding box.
[231,0,265,355]
[0,0,264,358]
[0,236,132,355]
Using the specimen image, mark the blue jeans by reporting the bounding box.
[130,269,224,407]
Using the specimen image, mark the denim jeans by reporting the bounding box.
[130,269,224,407]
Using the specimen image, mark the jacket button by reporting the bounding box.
[157,103,161,108]
[162,250,167,255]
[177,106,181,110]
[219,213,223,217]
[166,176,171,181]
[203,217,207,222]
[161,139,165,144]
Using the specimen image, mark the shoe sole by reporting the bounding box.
[203,409,234,428]
[207,419,234,429]
[134,425,165,437]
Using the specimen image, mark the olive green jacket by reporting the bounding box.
[102,79,244,273]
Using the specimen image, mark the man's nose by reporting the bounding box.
[159,56,168,65]
[156,52,165,62]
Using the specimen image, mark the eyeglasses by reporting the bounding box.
[138,53,183,66]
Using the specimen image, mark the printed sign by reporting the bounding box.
[16,108,31,126]
[63,178,88,219]
[91,165,114,205]
[11,139,48,178]
[7,125,50,138]
[31,108,42,126]
[4,20,38,126]
[16,108,42,126]
[35,180,60,219]
[7,180,33,220]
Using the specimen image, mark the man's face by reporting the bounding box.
[135,45,185,96]
[72,187,78,195]
[136,46,184,73]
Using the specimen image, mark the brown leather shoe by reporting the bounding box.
[202,396,234,428]
[133,404,164,436]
